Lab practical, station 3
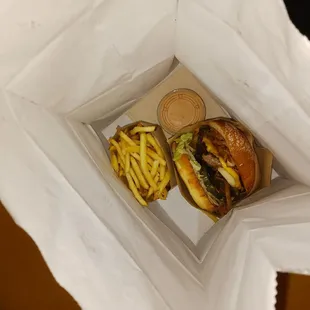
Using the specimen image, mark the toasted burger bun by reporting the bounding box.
[172,143,216,213]
[207,119,260,194]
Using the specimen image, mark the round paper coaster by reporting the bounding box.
[157,88,206,134]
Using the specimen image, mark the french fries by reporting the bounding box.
[111,153,119,173]
[158,170,171,195]
[146,134,164,158]
[125,152,130,173]
[125,146,140,153]
[147,174,160,199]
[110,138,125,164]
[126,146,166,166]
[130,157,149,189]
[151,160,159,178]
[146,149,166,166]
[159,164,165,181]
[129,168,140,189]
[130,126,156,135]
[140,133,157,191]
[130,152,153,166]
[109,124,171,206]
[160,189,168,200]
[119,131,136,146]
[126,173,147,206]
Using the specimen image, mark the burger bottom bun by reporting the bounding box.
[174,153,216,213]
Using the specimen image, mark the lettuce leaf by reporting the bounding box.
[173,133,193,161]
[188,151,201,173]
[173,132,224,207]
[173,132,202,172]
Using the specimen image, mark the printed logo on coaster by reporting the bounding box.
[158,88,206,134]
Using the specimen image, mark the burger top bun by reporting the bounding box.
[207,119,260,194]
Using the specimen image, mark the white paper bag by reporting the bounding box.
[1,0,310,309]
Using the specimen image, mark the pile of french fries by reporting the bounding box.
[109,124,171,206]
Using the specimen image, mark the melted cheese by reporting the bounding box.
[203,138,241,188]
[219,158,241,189]
[203,137,218,155]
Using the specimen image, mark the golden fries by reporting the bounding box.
[117,154,125,177]
[125,146,140,153]
[130,126,156,135]
[159,164,165,181]
[159,189,168,200]
[126,146,166,166]
[158,170,170,194]
[110,139,125,164]
[130,152,152,170]
[119,139,127,153]
[118,153,124,168]
[129,168,140,189]
[146,134,164,158]
[109,124,170,206]
[130,157,149,190]
[125,152,130,173]
[140,133,158,191]
[126,173,147,206]
[147,149,166,166]
[111,153,119,173]
[151,160,159,178]
[127,150,154,166]
[147,174,160,199]
[119,131,136,146]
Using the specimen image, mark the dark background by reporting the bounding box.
[0,202,80,310]
[284,0,310,38]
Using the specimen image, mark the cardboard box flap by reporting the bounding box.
[127,66,230,137]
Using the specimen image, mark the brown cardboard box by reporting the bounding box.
[92,64,274,248]
[127,66,229,137]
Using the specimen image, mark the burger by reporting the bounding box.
[171,118,260,217]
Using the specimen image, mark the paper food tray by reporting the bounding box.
[91,65,275,256]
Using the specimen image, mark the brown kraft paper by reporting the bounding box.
[168,117,273,221]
